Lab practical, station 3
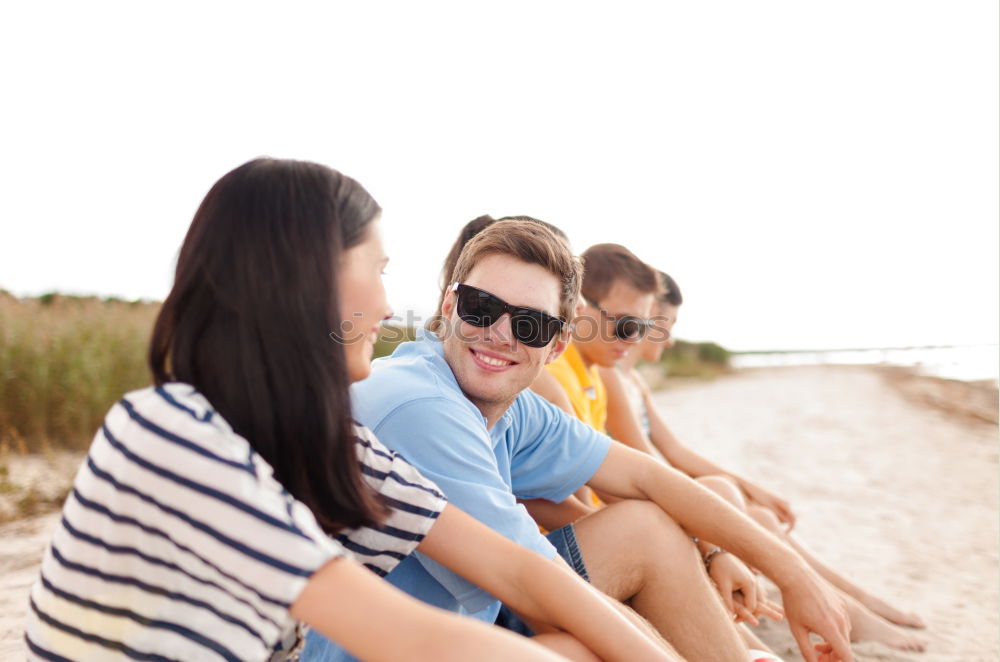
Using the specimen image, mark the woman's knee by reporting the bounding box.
[747,504,783,534]
[696,475,746,510]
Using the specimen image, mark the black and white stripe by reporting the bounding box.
[341,426,447,577]
[25,383,446,661]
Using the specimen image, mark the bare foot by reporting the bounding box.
[847,597,929,652]
[855,593,926,629]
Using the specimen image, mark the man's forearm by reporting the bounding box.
[639,461,807,588]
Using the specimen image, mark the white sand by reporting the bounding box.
[651,366,998,662]
[1,366,996,661]
[0,513,59,658]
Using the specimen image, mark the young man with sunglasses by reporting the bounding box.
[325,220,854,662]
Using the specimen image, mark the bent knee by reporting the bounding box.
[747,504,783,533]
[696,475,746,510]
[600,499,693,549]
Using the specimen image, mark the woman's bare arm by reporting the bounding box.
[292,556,572,662]
[418,505,680,662]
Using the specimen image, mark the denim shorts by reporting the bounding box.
[494,523,589,636]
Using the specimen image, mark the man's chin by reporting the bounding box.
[596,355,620,368]
[459,374,530,408]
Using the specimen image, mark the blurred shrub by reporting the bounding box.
[655,339,731,378]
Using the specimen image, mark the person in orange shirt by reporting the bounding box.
[536,244,654,434]
[529,244,657,512]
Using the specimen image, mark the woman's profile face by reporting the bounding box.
[337,218,392,382]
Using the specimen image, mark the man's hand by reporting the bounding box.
[741,481,796,531]
[707,552,783,625]
[587,445,850,660]
[778,567,854,662]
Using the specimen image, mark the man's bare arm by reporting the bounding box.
[587,443,854,662]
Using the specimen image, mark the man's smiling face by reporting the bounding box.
[440,253,568,426]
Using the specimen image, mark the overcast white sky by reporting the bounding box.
[1,1,997,351]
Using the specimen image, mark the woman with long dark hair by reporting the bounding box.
[25,159,671,662]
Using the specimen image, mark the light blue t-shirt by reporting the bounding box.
[303,330,611,662]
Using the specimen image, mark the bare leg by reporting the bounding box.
[695,475,746,511]
[749,506,927,651]
[694,473,924,630]
[698,476,926,651]
[573,499,748,662]
[746,505,925,629]
[737,623,770,653]
[696,476,776,655]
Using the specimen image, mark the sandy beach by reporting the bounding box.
[651,366,998,662]
[1,365,996,661]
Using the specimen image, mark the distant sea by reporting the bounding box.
[731,344,999,384]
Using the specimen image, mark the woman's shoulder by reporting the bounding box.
[111,382,256,470]
[94,383,340,551]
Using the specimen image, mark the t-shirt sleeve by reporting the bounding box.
[509,390,612,502]
[370,398,557,612]
[335,425,448,577]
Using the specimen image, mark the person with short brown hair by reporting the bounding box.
[430,215,571,334]
[532,243,662,432]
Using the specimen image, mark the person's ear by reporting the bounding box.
[545,329,571,365]
[573,296,586,318]
[441,289,456,318]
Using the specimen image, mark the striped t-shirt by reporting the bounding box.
[25,383,447,662]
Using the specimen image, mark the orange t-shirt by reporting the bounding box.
[545,343,607,507]
[545,343,608,432]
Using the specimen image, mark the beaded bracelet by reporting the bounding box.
[703,545,726,571]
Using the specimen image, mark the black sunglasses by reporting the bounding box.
[582,295,651,342]
[452,283,567,348]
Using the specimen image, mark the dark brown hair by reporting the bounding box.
[658,271,683,307]
[434,215,498,319]
[149,158,386,533]
[580,243,662,303]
